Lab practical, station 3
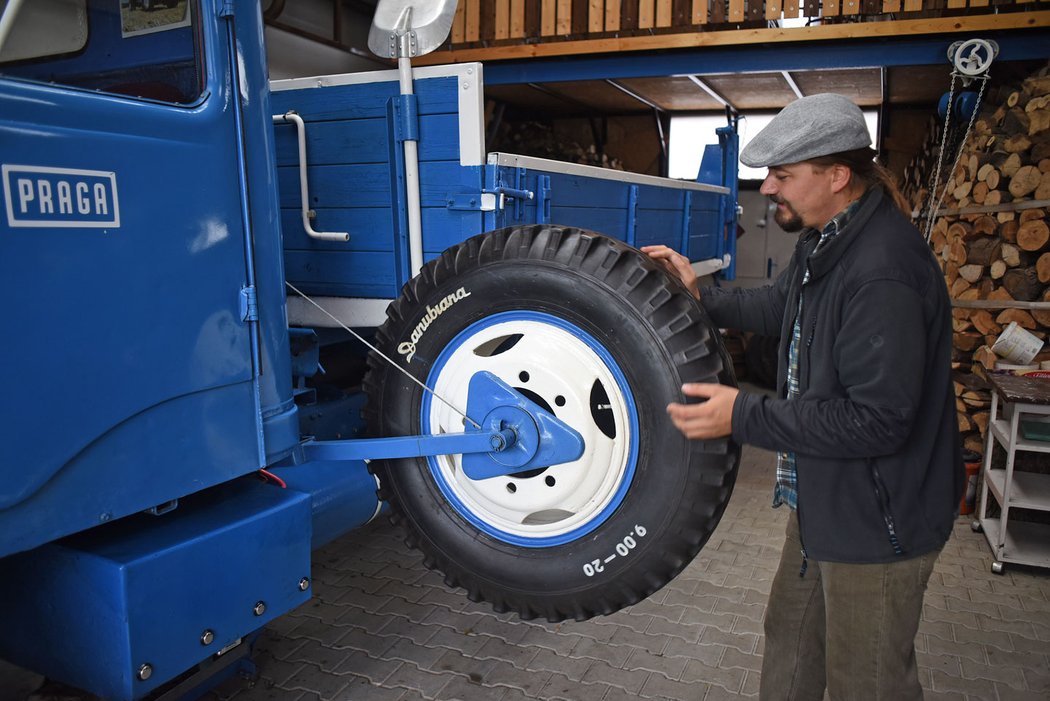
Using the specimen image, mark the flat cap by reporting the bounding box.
[740,93,871,168]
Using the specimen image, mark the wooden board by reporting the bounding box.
[466,0,481,41]
[511,0,526,38]
[496,0,510,40]
[791,68,883,106]
[557,0,572,34]
[692,0,708,23]
[639,0,655,28]
[619,76,727,110]
[541,0,556,35]
[451,2,465,43]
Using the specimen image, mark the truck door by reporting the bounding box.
[0,0,264,556]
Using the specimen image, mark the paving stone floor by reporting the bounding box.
[2,441,1048,701]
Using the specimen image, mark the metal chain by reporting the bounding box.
[923,71,957,242]
[285,281,481,430]
[924,71,990,242]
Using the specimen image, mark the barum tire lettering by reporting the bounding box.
[366,225,740,622]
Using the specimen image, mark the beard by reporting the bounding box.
[771,198,804,233]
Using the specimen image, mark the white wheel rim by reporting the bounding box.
[423,311,638,546]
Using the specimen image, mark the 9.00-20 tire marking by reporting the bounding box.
[582,525,647,577]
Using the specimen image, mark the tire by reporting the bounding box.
[364,225,740,621]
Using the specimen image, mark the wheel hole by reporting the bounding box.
[554,395,566,407]
[590,380,616,439]
[506,482,516,493]
[545,476,556,487]
[473,334,522,357]
[519,371,530,383]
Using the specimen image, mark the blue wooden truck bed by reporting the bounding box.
[270,63,737,327]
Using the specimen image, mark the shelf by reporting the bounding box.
[990,418,1050,455]
[978,517,1050,569]
[985,469,1050,512]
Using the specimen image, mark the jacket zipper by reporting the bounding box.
[870,461,905,556]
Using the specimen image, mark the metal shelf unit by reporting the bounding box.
[975,374,1050,574]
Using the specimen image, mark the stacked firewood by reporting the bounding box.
[903,63,1050,455]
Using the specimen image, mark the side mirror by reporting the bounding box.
[367,0,458,59]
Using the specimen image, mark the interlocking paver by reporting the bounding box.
[473,636,541,669]
[662,637,725,667]
[700,626,758,655]
[281,662,353,700]
[287,639,354,673]
[380,661,452,698]
[571,636,633,668]
[637,672,703,700]
[580,660,648,694]
[540,672,610,701]
[995,685,1050,701]
[607,625,671,655]
[333,650,403,685]
[484,658,554,695]
[425,626,492,657]
[528,647,593,681]
[516,624,581,655]
[953,623,1015,652]
[929,668,997,698]
[719,647,762,674]
[680,658,746,694]
[926,634,986,664]
[624,648,689,680]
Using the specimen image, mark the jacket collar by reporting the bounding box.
[801,186,884,280]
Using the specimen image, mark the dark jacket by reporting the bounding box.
[702,187,963,563]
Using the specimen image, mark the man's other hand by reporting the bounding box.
[666,383,738,439]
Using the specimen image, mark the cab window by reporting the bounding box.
[0,0,202,105]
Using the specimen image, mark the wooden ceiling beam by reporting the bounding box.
[685,75,738,114]
[416,11,1050,65]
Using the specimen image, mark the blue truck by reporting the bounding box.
[0,1,740,698]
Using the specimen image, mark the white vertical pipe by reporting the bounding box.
[399,54,425,276]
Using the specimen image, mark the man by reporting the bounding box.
[644,93,962,701]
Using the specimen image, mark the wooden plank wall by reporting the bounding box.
[450,0,1016,44]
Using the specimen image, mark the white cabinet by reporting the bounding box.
[975,374,1050,574]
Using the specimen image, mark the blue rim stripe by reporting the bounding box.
[423,310,639,548]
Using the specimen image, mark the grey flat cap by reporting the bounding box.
[740,93,871,168]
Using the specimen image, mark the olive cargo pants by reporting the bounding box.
[759,511,940,701]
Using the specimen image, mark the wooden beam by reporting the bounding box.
[639,0,655,28]
[496,0,510,40]
[511,0,526,38]
[590,0,605,32]
[451,2,466,43]
[784,0,799,17]
[541,0,556,36]
[465,0,480,42]
[656,0,673,26]
[729,0,744,21]
[420,10,1050,63]
[607,0,622,30]
[557,0,572,35]
[766,0,783,19]
[692,0,708,24]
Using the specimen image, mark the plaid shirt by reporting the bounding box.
[773,198,864,510]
